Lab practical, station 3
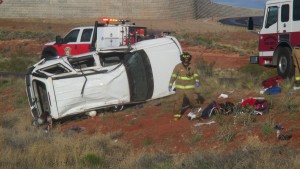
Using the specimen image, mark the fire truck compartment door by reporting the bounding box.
[97,27,123,48]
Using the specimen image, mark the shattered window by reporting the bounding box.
[41,64,70,75]
[99,52,125,67]
[68,55,95,69]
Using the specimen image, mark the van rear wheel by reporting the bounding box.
[41,47,57,60]
[277,47,294,78]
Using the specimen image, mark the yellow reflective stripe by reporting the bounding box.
[169,83,173,86]
[171,74,177,78]
[296,77,300,81]
[174,114,181,118]
[194,73,199,77]
[178,76,194,80]
[195,79,199,82]
[175,85,195,89]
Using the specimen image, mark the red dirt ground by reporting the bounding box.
[1,19,299,154]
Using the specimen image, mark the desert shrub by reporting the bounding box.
[180,146,300,169]
[217,123,236,143]
[0,50,37,72]
[195,57,215,78]
[80,153,109,168]
[261,121,274,136]
[188,133,202,145]
[239,64,265,78]
[144,137,153,146]
[233,104,256,126]
[0,29,54,41]
[137,153,174,169]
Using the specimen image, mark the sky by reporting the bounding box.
[212,0,268,9]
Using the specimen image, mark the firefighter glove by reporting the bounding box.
[195,82,200,87]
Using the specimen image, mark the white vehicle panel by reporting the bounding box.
[52,77,86,117]
[83,65,130,110]
[142,41,181,99]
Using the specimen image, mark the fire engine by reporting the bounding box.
[41,17,147,59]
[250,0,300,78]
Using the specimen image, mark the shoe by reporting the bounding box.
[293,86,300,90]
[173,114,182,120]
[187,112,196,120]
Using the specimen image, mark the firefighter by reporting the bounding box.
[168,51,201,120]
[292,46,300,90]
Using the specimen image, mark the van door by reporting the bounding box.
[52,76,86,117]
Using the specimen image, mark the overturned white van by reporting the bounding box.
[25,36,182,124]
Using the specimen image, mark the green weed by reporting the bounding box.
[261,121,274,136]
[217,123,236,143]
[144,137,153,146]
[80,153,109,168]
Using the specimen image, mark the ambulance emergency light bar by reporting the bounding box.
[100,17,130,24]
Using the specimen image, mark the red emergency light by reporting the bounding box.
[100,17,130,24]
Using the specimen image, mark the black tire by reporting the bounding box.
[41,47,57,60]
[277,47,294,78]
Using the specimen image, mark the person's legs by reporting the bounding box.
[185,90,201,115]
[173,90,185,119]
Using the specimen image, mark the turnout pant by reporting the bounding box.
[173,89,199,114]
[292,47,300,81]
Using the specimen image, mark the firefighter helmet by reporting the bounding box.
[180,52,192,62]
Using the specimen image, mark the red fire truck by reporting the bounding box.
[41,17,147,59]
[250,0,300,78]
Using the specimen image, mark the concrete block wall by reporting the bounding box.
[0,0,262,19]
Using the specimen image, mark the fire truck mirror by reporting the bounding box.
[55,35,63,44]
[248,17,254,31]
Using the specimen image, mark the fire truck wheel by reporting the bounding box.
[277,47,294,78]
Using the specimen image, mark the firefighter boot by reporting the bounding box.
[173,113,182,121]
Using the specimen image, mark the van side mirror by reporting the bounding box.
[248,17,254,31]
[55,35,63,44]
